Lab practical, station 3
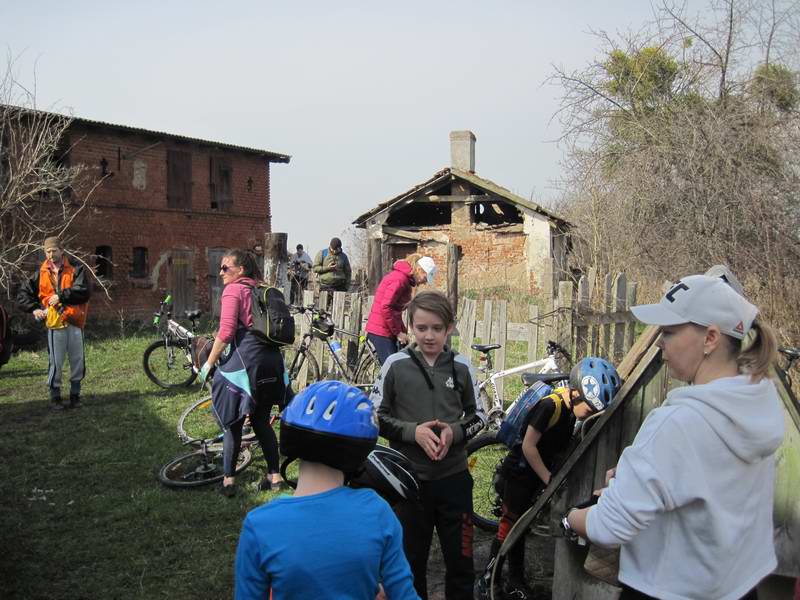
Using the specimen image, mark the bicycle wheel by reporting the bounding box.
[353,351,380,392]
[467,432,506,532]
[284,345,320,391]
[143,339,196,389]
[158,446,252,488]
[178,395,271,445]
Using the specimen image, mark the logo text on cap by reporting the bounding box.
[665,282,689,303]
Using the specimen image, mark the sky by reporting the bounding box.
[0,1,685,257]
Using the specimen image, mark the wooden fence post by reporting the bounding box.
[482,299,493,342]
[527,304,540,363]
[447,243,459,316]
[458,298,477,358]
[346,293,363,370]
[556,281,574,360]
[493,300,508,401]
[626,283,638,354]
[575,275,590,360]
[612,273,627,362]
[602,273,613,358]
[367,238,383,294]
[263,233,288,289]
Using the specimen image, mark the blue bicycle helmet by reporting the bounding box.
[280,380,378,474]
[569,357,621,413]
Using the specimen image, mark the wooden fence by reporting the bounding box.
[289,269,638,395]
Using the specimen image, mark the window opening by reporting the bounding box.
[95,245,113,280]
[131,247,148,278]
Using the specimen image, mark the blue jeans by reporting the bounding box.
[367,333,399,365]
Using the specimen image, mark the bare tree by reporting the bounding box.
[551,0,800,339]
[0,57,105,296]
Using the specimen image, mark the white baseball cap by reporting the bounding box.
[631,274,758,339]
[416,256,437,284]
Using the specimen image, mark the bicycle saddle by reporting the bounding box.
[184,309,202,320]
[471,343,501,353]
[521,372,570,386]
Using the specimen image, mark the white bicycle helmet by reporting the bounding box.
[350,445,420,505]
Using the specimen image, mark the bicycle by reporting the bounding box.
[158,432,254,488]
[143,295,204,389]
[283,305,381,392]
[466,340,573,532]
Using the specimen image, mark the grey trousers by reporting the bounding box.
[47,324,85,398]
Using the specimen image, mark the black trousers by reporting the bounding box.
[223,398,280,477]
[620,584,758,600]
[395,469,474,600]
[493,465,543,579]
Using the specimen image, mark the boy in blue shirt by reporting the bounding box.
[235,381,419,600]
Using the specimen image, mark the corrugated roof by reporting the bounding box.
[72,115,291,162]
[352,167,570,226]
[0,104,291,162]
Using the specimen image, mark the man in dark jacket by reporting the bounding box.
[17,236,91,410]
[313,237,351,292]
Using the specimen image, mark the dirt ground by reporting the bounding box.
[427,527,555,599]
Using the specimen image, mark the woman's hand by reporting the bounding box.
[198,362,213,387]
[397,332,409,346]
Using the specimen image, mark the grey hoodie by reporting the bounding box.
[587,374,784,600]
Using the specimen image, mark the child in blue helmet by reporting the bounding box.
[478,357,621,600]
[234,381,419,600]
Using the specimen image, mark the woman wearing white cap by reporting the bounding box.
[563,274,784,600]
[365,254,437,364]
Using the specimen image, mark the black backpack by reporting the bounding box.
[247,285,295,346]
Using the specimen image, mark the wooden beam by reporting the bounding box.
[367,238,382,294]
[382,227,422,241]
[423,194,491,203]
[499,339,662,554]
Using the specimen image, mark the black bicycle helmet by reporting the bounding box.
[350,445,420,505]
[280,380,378,474]
[569,357,621,413]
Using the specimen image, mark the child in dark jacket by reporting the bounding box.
[371,291,485,600]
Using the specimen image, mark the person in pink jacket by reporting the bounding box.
[366,254,436,364]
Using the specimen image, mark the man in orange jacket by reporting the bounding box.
[17,236,91,410]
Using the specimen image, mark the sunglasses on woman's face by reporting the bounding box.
[220,264,235,273]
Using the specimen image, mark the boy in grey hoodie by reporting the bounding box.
[371,291,485,599]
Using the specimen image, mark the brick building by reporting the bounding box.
[353,131,571,295]
[61,116,290,319]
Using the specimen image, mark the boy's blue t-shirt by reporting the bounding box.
[235,486,419,600]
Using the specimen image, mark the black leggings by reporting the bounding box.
[223,399,279,477]
[620,584,758,600]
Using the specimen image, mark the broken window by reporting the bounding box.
[95,245,113,280]
[210,156,233,211]
[386,202,451,227]
[470,200,523,226]
[167,150,192,209]
[131,247,148,278]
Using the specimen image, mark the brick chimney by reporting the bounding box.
[449,130,476,173]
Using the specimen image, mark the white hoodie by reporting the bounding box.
[586,375,785,600]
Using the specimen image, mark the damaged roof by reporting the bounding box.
[352,167,569,226]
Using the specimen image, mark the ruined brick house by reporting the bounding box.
[353,131,571,295]
[58,115,290,318]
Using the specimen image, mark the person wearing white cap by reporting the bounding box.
[365,254,437,365]
[563,274,785,600]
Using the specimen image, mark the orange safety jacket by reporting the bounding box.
[37,258,89,329]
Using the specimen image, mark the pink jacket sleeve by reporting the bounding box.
[218,282,254,343]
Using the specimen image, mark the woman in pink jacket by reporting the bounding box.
[365,254,436,364]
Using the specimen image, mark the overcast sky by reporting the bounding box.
[1,1,695,256]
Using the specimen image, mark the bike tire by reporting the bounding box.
[352,351,380,392]
[158,446,253,488]
[143,339,196,389]
[178,395,270,445]
[467,431,507,532]
[284,345,320,391]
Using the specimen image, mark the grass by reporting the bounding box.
[0,332,293,600]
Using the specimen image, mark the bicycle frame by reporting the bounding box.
[478,355,561,426]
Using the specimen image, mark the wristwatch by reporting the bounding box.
[560,508,580,543]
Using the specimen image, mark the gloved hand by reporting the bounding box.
[198,362,212,387]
